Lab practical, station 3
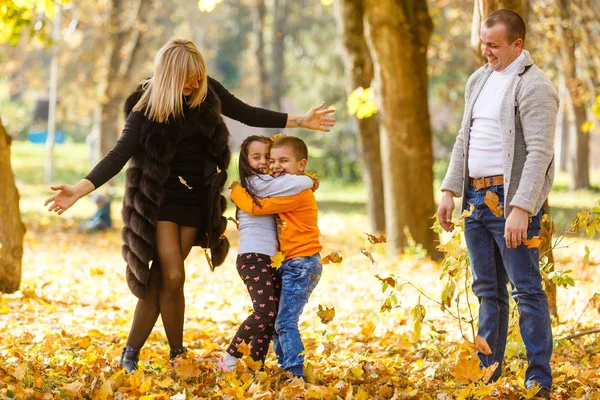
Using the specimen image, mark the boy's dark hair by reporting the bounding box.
[238,135,272,207]
[484,9,526,44]
[271,136,308,161]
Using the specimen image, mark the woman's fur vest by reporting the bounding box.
[121,82,231,298]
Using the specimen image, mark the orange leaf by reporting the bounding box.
[365,233,387,244]
[227,216,240,230]
[228,180,240,190]
[270,133,286,141]
[361,248,376,265]
[317,305,335,324]
[484,191,504,217]
[320,252,343,264]
[523,236,544,248]
[270,252,285,270]
[236,341,251,358]
[173,358,200,380]
[243,356,263,371]
[459,203,475,221]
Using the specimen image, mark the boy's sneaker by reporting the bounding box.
[216,354,239,372]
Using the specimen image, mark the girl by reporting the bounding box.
[216,135,315,372]
[43,39,335,373]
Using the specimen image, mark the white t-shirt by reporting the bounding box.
[468,51,525,178]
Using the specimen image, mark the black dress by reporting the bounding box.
[85,77,287,228]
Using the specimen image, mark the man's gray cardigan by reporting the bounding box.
[440,50,559,217]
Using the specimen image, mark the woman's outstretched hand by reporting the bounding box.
[44,179,95,215]
[287,102,336,132]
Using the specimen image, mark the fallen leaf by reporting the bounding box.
[243,356,263,371]
[484,191,503,217]
[317,305,335,324]
[236,341,251,358]
[139,377,152,394]
[216,166,222,174]
[177,176,193,190]
[320,252,343,264]
[173,358,200,380]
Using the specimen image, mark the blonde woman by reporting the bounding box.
[44,39,335,373]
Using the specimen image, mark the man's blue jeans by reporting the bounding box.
[464,185,552,390]
[272,253,322,377]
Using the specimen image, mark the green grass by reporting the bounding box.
[9,141,600,236]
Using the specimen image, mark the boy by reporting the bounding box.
[230,136,322,379]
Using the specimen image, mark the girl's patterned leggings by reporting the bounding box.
[227,253,281,362]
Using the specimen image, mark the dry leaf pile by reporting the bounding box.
[1,212,600,399]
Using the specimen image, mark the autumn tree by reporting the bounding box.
[557,0,590,190]
[334,0,385,234]
[362,0,439,257]
[0,0,62,293]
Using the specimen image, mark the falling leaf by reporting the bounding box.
[484,191,504,217]
[236,341,251,358]
[270,252,285,270]
[227,216,240,230]
[317,305,335,324]
[177,176,193,190]
[365,233,387,244]
[523,236,544,248]
[361,248,376,264]
[458,203,475,221]
[305,172,319,180]
[270,133,286,141]
[204,248,214,272]
[475,335,492,355]
[320,252,343,264]
[374,274,396,289]
[228,180,240,190]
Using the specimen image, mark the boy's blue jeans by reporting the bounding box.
[272,253,322,376]
[464,185,552,390]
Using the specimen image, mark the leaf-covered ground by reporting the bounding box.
[1,212,600,399]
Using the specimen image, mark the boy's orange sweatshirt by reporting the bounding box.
[230,186,322,260]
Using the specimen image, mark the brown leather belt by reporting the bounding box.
[470,175,504,190]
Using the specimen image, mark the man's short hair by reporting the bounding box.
[484,9,526,44]
[272,136,308,160]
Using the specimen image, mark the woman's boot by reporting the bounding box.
[169,347,187,366]
[120,346,140,373]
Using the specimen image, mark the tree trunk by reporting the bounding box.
[252,0,270,107]
[270,0,288,110]
[556,75,570,172]
[334,0,385,234]
[96,0,154,184]
[0,116,25,294]
[363,0,439,258]
[558,0,590,190]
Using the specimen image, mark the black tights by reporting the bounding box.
[126,221,197,350]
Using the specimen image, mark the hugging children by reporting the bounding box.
[217,135,322,380]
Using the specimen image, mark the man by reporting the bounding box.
[437,9,558,399]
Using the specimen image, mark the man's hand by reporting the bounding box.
[504,207,529,248]
[437,191,456,232]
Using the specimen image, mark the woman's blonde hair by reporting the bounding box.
[133,39,208,123]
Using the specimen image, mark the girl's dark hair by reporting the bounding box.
[239,135,273,208]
